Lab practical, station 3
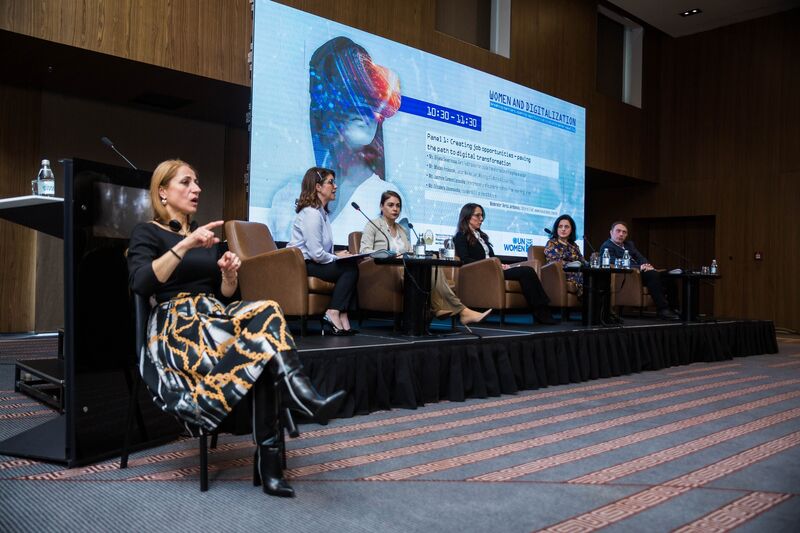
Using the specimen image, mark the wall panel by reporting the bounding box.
[0,0,252,85]
[0,84,40,332]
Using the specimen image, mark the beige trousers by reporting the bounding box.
[430,270,465,316]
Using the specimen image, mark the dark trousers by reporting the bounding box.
[305,259,359,311]
[641,270,677,311]
[503,265,549,309]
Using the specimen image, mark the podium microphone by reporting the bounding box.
[651,241,693,270]
[544,227,553,236]
[407,222,422,242]
[582,234,597,255]
[100,136,138,170]
[351,202,391,250]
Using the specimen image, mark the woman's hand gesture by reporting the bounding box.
[218,251,241,277]
[180,220,223,251]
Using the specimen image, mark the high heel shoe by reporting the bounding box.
[320,315,350,337]
[271,350,347,424]
[460,308,492,325]
[254,443,294,497]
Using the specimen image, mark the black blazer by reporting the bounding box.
[453,231,494,265]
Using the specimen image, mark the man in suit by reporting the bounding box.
[600,221,679,320]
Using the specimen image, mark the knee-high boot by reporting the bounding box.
[271,349,346,424]
[252,378,294,497]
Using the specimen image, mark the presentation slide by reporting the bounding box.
[250,0,585,256]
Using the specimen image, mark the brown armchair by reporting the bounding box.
[456,255,541,323]
[224,220,334,335]
[612,270,655,315]
[529,246,581,320]
[348,231,404,327]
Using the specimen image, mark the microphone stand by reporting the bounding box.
[350,202,391,252]
[650,241,693,272]
[100,136,138,170]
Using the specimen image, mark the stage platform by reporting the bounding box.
[292,316,778,418]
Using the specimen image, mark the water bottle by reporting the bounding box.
[443,238,455,260]
[622,249,630,268]
[710,259,718,275]
[601,248,610,268]
[32,159,56,197]
[414,235,426,258]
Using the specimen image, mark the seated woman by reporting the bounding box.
[360,191,491,325]
[286,167,359,335]
[453,203,556,325]
[544,214,585,297]
[127,159,345,498]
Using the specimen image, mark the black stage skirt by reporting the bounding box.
[140,293,294,433]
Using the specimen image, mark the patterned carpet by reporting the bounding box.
[1,337,799,532]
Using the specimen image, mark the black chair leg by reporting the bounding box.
[120,369,143,469]
[200,434,209,492]
[300,316,307,337]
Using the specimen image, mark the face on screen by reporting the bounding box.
[340,109,380,149]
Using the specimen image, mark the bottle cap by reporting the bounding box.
[41,159,50,166]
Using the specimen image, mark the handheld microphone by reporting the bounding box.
[351,202,391,251]
[100,136,138,170]
[651,241,692,270]
[544,228,553,236]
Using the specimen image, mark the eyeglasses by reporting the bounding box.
[322,179,336,186]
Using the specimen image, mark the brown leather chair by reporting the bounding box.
[348,231,404,327]
[225,221,334,335]
[456,255,541,323]
[529,246,581,320]
[612,270,655,315]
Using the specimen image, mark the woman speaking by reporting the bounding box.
[127,159,345,497]
[287,167,359,335]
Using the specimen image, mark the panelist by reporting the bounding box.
[544,214,585,297]
[360,191,490,325]
[453,203,556,325]
[286,167,359,335]
[127,159,345,497]
[600,221,679,320]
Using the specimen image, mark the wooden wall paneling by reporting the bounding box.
[589,10,800,331]
[0,84,41,332]
[0,0,253,85]
[222,126,250,228]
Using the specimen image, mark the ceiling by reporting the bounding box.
[608,0,800,37]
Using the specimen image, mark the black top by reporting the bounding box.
[453,231,494,264]
[599,238,648,267]
[127,222,234,303]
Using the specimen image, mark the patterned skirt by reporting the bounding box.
[140,293,294,433]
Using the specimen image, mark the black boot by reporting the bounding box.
[272,350,346,424]
[252,379,294,497]
[255,441,294,497]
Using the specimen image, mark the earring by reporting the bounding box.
[161,197,167,206]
